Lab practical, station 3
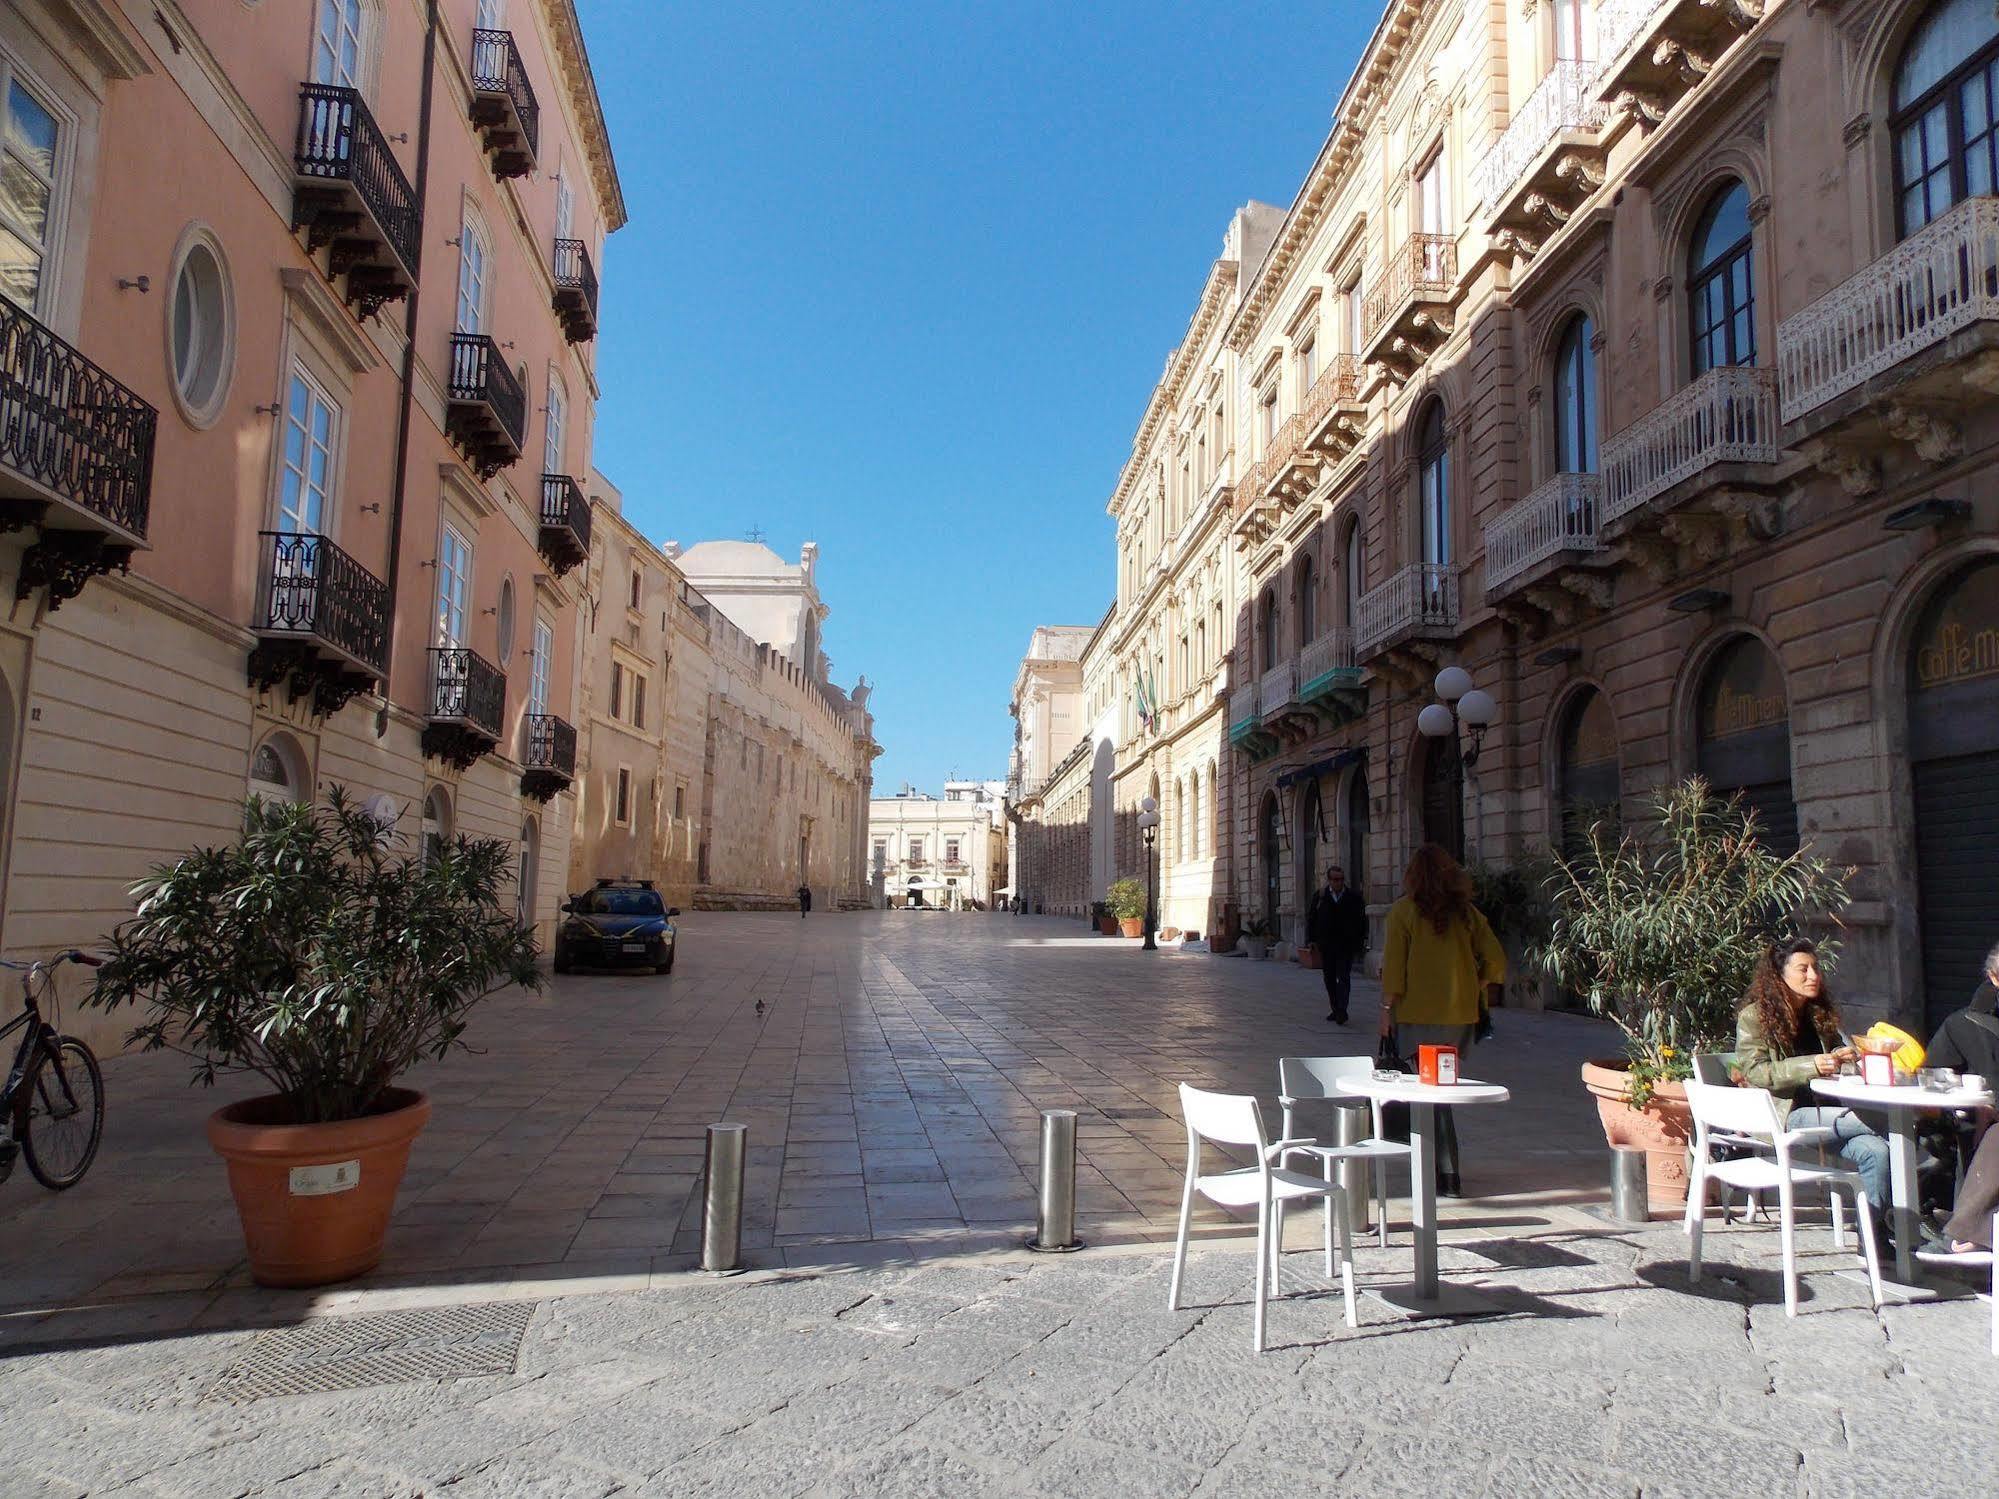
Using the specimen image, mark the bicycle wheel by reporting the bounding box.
[22,1036,104,1190]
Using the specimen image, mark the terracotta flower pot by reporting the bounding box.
[1580,1060,1692,1213]
[1098,916,1118,936]
[1118,917,1143,938]
[1298,943,1322,970]
[207,1088,431,1288]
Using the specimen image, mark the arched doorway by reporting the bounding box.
[1420,732,1464,860]
[1694,636,1797,854]
[422,786,453,866]
[1299,781,1322,906]
[517,817,539,930]
[1555,687,1620,855]
[1906,557,1999,1033]
[1259,792,1282,931]
[1346,762,1369,896]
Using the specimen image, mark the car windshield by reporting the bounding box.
[578,889,665,917]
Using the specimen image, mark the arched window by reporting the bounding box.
[1206,762,1218,857]
[1554,687,1621,855]
[1343,520,1364,632]
[1417,400,1450,575]
[1694,636,1797,856]
[1296,552,1316,648]
[1552,314,1598,473]
[1260,588,1279,671]
[249,732,308,807]
[1893,0,1999,235]
[1689,181,1755,376]
[422,785,453,865]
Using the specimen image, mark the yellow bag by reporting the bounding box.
[1861,1022,1925,1076]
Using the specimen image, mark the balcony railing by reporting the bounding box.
[519,712,576,801]
[469,29,539,177]
[429,646,506,739]
[538,473,591,576]
[1472,60,1611,214]
[1776,195,1999,423]
[1228,681,1260,731]
[1355,564,1459,656]
[1298,629,1357,691]
[1601,365,1778,525]
[1363,234,1456,343]
[1484,472,1603,594]
[254,531,390,677]
[1260,658,1297,716]
[0,293,156,542]
[1595,0,1670,75]
[446,332,526,475]
[551,238,599,342]
[293,84,421,282]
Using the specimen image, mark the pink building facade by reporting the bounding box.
[0,1,623,1049]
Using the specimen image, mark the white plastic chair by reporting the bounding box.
[1168,1082,1357,1352]
[1685,1077,1883,1316]
[1684,1052,1846,1241]
[1278,1056,1413,1248]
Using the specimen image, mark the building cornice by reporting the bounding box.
[542,0,627,230]
[1106,257,1238,519]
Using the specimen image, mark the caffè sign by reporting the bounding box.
[1912,560,1999,691]
[1699,639,1788,741]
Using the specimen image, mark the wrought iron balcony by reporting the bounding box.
[247,531,390,715]
[1302,354,1366,462]
[469,29,539,179]
[520,713,576,802]
[445,333,526,478]
[1474,60,1611,258]
[552,239,598,343]
[538,473,591,577]
[1361,234,1457,377]
[1594,0,1760,130]
[0,294,155,609]
[1484,472,1603,598]
[1601,366,1778,527]
[1777,194,1999,434]
[423,646,507,770]
[292,84,421,318]
[1355,563,1459,660]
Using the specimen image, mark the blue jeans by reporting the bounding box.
[1787,1105,1891,1213]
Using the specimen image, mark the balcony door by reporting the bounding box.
[1414,150,1446,279]
[1343,521,1363,633]
[312,0,365,89]
[1296,553,1316,649]
[544,376,565,475]
[476,0,507,30]
[1891,0,1999,237]
[436,523,471,648]
[1552,0,1593,64]
[278,366,337,536]
[1689,181,1755,376]
[455,221,488,335]
[0,69,64,315]
[1417,402,1450,612]
[530,618,552,716]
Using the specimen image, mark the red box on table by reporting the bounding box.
[1418,1045,1459,1086]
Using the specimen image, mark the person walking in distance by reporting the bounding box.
[1307,864,1368,1024]
[797,884,812,918]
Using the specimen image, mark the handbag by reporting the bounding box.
[1375,1028,1412,1073]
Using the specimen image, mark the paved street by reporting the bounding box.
[3,912,1995,1497]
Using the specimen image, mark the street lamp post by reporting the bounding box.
[1137,795,1160,952]
[1417,667,1498,862]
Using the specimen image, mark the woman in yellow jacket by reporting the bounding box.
[1380,843,1507,1196]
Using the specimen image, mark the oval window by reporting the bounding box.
[170,236,232,425]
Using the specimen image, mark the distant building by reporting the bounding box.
[869,782,1006,909]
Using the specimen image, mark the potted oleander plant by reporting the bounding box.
[1531,778,1850,1212]
[1239,914,1273,962]
[87,789,538,1287]
[1107,878,1147,938]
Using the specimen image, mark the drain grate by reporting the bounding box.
[206,1299,536,1403]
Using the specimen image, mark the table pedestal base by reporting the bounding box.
[1365,1281,1509,1320]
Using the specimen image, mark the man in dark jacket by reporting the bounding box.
[1926,941,1999,1081]
[1306,864,1368,1024]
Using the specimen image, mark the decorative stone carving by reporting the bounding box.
[1613,89,1669,130]
[1661,511,1729,565]
[1883,401,1964,463]
[1621,533,1681,584]
[1559,572,1615,611]
[1524,191,1573,228]
[1653,40,1715,87]
[1553,152,1606,196]
[1800,437,1882,496]
[1493,226,1546,259]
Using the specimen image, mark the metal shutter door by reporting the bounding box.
[1913,750,1999,1036]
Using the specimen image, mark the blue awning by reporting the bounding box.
[1275,747,1365,788]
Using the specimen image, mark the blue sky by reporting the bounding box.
[581,1,1377,794]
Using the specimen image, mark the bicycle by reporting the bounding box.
[0,950,106,1191]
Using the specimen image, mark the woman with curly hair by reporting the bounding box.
[1381,843,1506,1196]
[1734,938,1891,1233]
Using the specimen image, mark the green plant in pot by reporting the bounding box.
[1107,877,1147,937]
[1239,914,1274,960]
[1530,777,1850,1211]
[86,789,539,1287]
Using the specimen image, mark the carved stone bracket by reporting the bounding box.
[1524,583,1580,629]
[521,768,570,804]
[1614,89,1669,131]
[1522,191,1572,229]
[1559,571,1615,611]
[1709,490,1785,543]
[1552,151,1605,198]
[1883,401,1964,464]
[1661,511,1729,565]
[1800,437,1881,496]
[1493,226,1546,261]
[1652,39,1714,87]
[1621,532,1681,585]
[422,722,498,773]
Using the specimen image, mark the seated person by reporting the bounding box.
[1942,1125,1999,1253]
[1925,941,1999,1082]
[1734,938,1892,1236]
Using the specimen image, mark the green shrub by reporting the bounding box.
[1106,878,1147,921]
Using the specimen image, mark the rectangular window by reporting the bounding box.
[277,366,339,534]
[873,839,888,866]
[629,569,642,610]
[1342,277,1362,355]
[945,838,961,864]
[1298,335,1318,394]
[1416,150,1445,237]
[0,70,64,314]
[530,619,552,716]
[909,838,925,863]
[631,674,645,729]
[674,783,687,820]
[1261,385,1279,445]
[615,766,631,825]
[436,524,471,646]
[312,0,365,88]
[454,221,487,334]
[543,377,565,475]
[609,660,623,718]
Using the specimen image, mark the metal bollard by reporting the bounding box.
[1026,1109,1083,1252]
[1609,1146,1648,1224]
[1332,1103,1373,1233]
[701,1123,748,1273]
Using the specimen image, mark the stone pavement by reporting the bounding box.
[0,911,1607,1326]
[4,1219,1994,1497]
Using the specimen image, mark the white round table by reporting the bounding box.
[1809,1075,1995,1287]
[1341,1074,1510,1315]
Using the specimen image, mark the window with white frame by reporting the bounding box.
[1260,382,1279,446]
[543,375,565,475]
[169,235,233,424]
[554,151,575,243]
[530,618,552,716]
[909,837,925,864]
[0,64,65,315]
[872,838,888,867]
[1342,276,1362,354]
[277,365,338,533]
[945,837,961,865]
[312,0,366,89]
[436,522,471,646]
[1297,332,1318,396]
[454,218,488,334]
[475,0,506,30]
